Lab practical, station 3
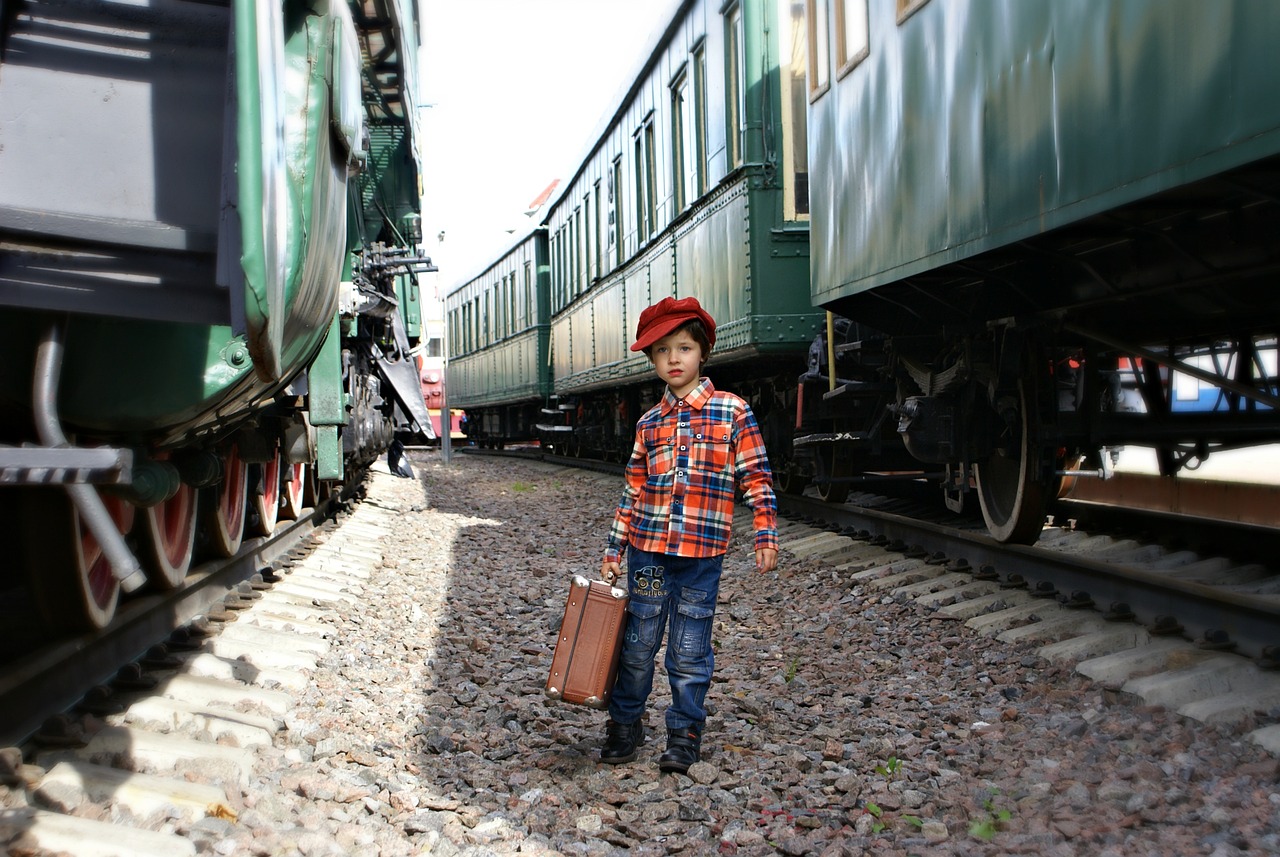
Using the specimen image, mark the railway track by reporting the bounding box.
[0,485,387,855]
[475,446,1280,753]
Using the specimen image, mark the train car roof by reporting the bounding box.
[446,225,547,298]
[541,0,690,216]
[448,0,685,294]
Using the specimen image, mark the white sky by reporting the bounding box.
[418,1,673,294]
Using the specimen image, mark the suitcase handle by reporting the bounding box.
[573,574,627,599]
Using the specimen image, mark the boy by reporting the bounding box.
[599,295,778,774]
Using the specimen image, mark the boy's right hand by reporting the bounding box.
[601,560,621,585]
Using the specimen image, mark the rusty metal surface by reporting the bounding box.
[1061,472,1280,530]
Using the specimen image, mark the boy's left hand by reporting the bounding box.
[755,547,777,574]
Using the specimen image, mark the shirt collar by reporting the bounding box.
[659,377,715,415]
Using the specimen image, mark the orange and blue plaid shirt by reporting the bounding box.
[605,378,778,561]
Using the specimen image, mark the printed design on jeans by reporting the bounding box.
[631,564,667,599]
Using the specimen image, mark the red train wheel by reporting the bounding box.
[21,489,134,632]
[248,450,281,537]
[141,481,197,590]
[205,445,247,557]
[280,461,306,521]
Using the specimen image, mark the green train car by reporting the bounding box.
[447,0,827,471]
[804,0,1280,541]
[445,231,553,446]
[0,0,432,632]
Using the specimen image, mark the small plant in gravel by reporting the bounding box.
[969,789,1013,841]
[783,657,799,682]
[875,756,902,781]
[512,481,536,492]
[862,801,922,835]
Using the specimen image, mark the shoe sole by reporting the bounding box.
[599,752,639,765]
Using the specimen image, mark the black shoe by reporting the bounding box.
[600,719,644,764]
[658,726,702,774]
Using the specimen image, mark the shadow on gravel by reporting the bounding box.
[398,451,664,849]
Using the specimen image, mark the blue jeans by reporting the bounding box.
[607,548,722,731]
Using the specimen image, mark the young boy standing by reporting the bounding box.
[599,295,778,774]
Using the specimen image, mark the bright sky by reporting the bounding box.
[419,1,673,293]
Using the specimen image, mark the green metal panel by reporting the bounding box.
[397,273,422,340]
[236,0,348,384]
[309,313,345,480]
[810,0,1280,315]
[0,315,254,436]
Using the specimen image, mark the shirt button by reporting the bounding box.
[679,445,687,451]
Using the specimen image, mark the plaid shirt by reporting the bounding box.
[605,378,778,561]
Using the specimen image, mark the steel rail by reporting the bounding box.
[0,503,334,748]
[777,493,1280,663]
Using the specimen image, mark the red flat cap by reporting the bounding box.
[631,296,717,352]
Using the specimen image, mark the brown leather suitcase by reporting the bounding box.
[545,575,629,709]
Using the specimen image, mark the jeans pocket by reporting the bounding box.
[673,599,715,657]
[625,599,664,650]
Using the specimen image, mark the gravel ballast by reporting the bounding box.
[16,451,1280,855]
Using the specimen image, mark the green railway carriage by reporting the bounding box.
[538,0,825,460]
[0,0,431,633]
[444,231,553,447]
[803,0,1280,542]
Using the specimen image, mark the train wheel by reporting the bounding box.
[140,481,197,590]
[21,489,134,632]
[280,462,306,521]
[205,445,247,557]
[248,451,281,537]
[975,367,1050,544]
[305,464,334,507]
[775,462,811,496]
[815,444,850,504]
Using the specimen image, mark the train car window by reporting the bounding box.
[672,66,691,212]
[583,195,593,286]
[835,0,868,76]
[496,276,503,339]
[896,0,928,24]
[634,115,657,241]
[483,289,491,342]
[575,205,585,295]
[725,3,745,169]
[593,181,603,280]
[568,214,577,298]
[693,43,708,197]
[611,156,624,264]
[551,231,560,311]
[507,273,515,336]
[559,226,568,307]
[634,135,647,241]
[645,121,657,236]
[523,261,533,327]
[780,0,810,219]
[805,0,830,100]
